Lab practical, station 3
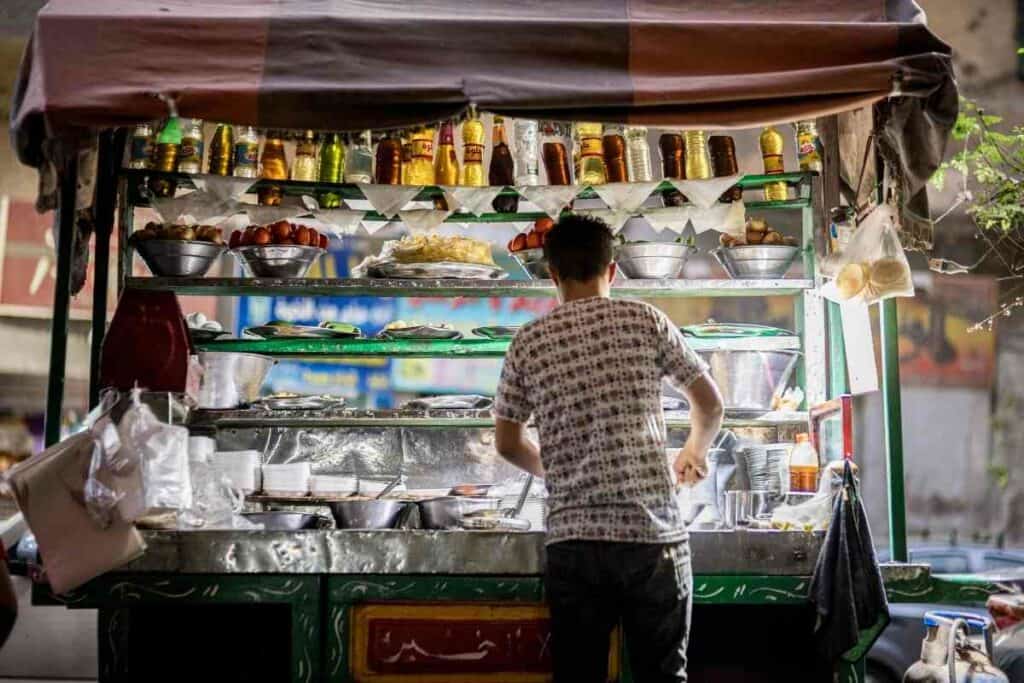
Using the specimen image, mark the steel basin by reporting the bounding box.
[417,496,502,530]
[241,512,326,530]
[713,245,800,279]
[136,239,225,277]
[616,243,694,279]
[329,500,408,529]
[699,349,800,412]
[197,352,275,409]
[232,245,324,278]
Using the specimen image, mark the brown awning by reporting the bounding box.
[11,0,953,163]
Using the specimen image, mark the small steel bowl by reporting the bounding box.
[713,245,800,279]
[328,499,407,529]
[241,512,326,530]
[135,239,225,277]
[511,248,550,280]
[232,245,325,278]
[615,243,694,279]
[417,496,503,530]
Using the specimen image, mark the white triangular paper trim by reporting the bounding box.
[448,186,506,216]
[244,204,308,226]
[312,209,366,235]
[519,185,578,221]
[360,219,392,235]
[190,174,257,202]
[398,209,453,233]
[578,209,632,234]
[642,207,692,235]
[360,184,423,218]
[592,181,660,213]
[669,174,742,210]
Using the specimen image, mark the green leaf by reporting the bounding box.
[930,167,946,191]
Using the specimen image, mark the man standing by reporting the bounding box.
[495,215,724,682]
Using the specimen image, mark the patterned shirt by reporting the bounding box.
[495,297,708,545]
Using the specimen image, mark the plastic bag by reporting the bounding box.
[115,388,192,522]
[821,203,914,305]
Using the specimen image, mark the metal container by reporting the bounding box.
[713,245,800,279]
[197,352,276,409]
[417,496,502,530]
[240,512,325,530]
[699,349,800,412]
[511,248,549,280]
[722,491,772,529]
[135,240,225,277]
[232,245,324,278]
[329,500,407,529]
[615,243,694,279]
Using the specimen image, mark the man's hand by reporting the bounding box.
[673,445,709,487]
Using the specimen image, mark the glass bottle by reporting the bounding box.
[291,130,319,182]
[316,133,344,208]
[512,119,540,186]
[602,125,628,183]
[625,126,653,183]
[434,121,459,186]
[759,126,789,201]
[788,433,820,494]
[345,130,374,184]
[405,127,436,186]
[258,131,289,206]
[128,123,154,169]
[232,126,260,179]
[575,122,606,186]
[375,134,403,185]
[207,124,234,176]
[794,120,823,174]
[542,122,572,186]
[400,134,413,185]
[683,130,712,180]
[148,117,182,197]
[708,135,743,202]
[460,115,486,187]
[659,133,687,206]
[490,116,518,213]
[177,119,204,174]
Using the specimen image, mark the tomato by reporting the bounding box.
[294,226,312,246]
[534,217,555,234]
[271,221,292,242]
[509,233,528,252]
[525,231,542,249]
[318,234,329,250]
[228,231,242,248]
[253,227,272,245]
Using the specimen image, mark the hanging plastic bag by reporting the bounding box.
[115,388,192,522]
[821,203,914,305]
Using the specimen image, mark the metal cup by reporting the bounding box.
[723,491,753,530]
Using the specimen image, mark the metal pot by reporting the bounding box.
[232,245,324,278]
[417,496,502,530]
[616,242,694,279]
[713,245,800,279]
[198,352,276,409]
[699,349,800,412]
[135,239,225,278]
[241,512,326,530]
[328,499,407,529]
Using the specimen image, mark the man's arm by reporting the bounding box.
[495,418,545,478]
[674,373,724,486]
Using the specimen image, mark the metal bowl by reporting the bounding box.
[232,245,325,278]
[135,239,225,277]
[241,512,326,530]
[417,496,503,530]
[615,243,694,279]
[197,352,276,408]
[713,245,800,279]
[328,499,408,529]
[511,248,549,280]
[699,349,801,412]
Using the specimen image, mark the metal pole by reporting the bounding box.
[828,301,848,397]
[881,298,908,562]
[44,150,79,446]
[89,130,123,408]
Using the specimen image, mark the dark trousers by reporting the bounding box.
[544,540,692,683]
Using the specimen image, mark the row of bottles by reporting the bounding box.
[131,116,822,204]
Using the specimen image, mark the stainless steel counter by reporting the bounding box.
[124,529,826,576]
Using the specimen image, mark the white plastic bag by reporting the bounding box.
[821,203,914,305]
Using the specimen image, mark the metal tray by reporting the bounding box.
[255,395,346,411]
[244,324,361,339]
[471,325,521,339]
[369,261,508,280]
[190,328,229,343]
[378,325,462,340]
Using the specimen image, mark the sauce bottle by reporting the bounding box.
[788,433,820,494]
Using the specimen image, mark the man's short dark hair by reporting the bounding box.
[542,214,614,282]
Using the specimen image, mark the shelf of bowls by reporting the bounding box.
[119,115,827,534]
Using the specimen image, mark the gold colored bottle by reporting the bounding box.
[759,126,789,201]
[291,130,318,182]
[207,124,234,176]
[683,130,712,180]
[258,131,289,206]
[400,133,412,185]
[575,122,606,186]
[405,127,435,185]
[460,115,486,186]
[434,121,459,186]
[148,117,182,197]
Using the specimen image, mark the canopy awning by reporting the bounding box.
[12,0,953,159]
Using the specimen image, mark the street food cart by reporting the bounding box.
[8,1,998,681]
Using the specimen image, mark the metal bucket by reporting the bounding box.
[197,352,276,408]
[699,349,800,412]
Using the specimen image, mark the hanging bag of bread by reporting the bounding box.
[821,203,914,305]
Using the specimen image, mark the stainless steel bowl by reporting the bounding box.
[713,245,800,279]
[511,248,549,280]
[232,245,325,278]
[135,239,225,277]
[241,512,326,530]
[700,349,800,412]
[615,243,694,279]
[197,352,276,409]
[417,496,503,530]
[329,499,407,529]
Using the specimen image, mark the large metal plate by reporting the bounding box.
[369,261,508,280]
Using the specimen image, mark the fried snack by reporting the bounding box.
[762,231,784,245]
[836,262,870,300]
[869,257,911,294]
[391,234,495,266]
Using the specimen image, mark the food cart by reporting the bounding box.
[8,1,1001,681]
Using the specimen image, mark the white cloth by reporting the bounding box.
[310,209,366,236]
[518,185,579,221]
[398,208,454,233]
[641,206,692,235]
[591,181,660,213]
[190,174,257,202]
[688,201,746,235]
[448,186,507,216]
[669,174,742,210]
[577,209,632,234]
[359,184,423,218]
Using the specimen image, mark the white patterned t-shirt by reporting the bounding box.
[495,297,709,545]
